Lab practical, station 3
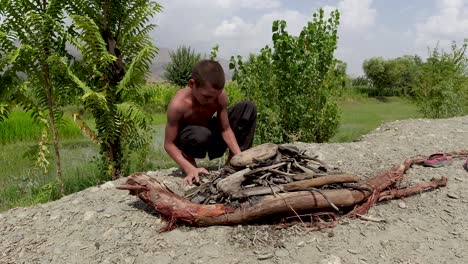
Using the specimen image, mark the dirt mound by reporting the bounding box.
[1,116,467,264]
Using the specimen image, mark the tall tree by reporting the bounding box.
[64,0,162,178]
[0,0,69,194]
[163,45,202,87]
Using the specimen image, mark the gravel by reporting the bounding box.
[1,115,467,264]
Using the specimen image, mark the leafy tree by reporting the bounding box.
[163,45,201,87]
[231,8,341,143]
[64,0,162,178]
[363,57,386,89]
[0,0,71,194]
[363,55,422,96]
[413,40,468,118]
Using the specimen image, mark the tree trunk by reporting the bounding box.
[43,65,64,195]
[40,0,64,195]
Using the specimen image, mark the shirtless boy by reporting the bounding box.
[164,60,257,186]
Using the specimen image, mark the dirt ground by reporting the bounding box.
[1,115,468,264]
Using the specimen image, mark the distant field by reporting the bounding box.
[331,96,423,142]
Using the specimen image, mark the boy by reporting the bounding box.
[164,60,257,186]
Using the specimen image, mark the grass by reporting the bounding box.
[331,96,423,142]
[0,111,83,145]
[0,110,173,212]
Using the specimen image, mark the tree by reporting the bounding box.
[413,40,468,118]
[163,45,202,87]
[231,8,341,143]
[64,0,162,179]
[0,0,70,194]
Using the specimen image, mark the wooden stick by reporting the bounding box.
[225,174,361,198]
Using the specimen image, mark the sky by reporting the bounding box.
[152,0,468,76]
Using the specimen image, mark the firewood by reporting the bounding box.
[231,174,362,199]
[230,143,278,167]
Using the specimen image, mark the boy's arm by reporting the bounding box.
[217,92,241,156]
[164,100,208,185]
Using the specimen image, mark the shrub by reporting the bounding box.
[230,8,341,143]
[144,83,178,113]
[163,46,202,87]
[224,81,245,106]
[413,40,468,118]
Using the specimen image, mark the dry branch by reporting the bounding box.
[378,177,448,202]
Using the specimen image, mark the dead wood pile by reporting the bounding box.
[118,145,467,231]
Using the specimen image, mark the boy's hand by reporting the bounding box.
[182,167,209,186]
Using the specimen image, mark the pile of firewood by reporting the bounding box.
[117,145,465,231]
[185,144,362,209]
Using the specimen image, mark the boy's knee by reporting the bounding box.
[190,128,212,146]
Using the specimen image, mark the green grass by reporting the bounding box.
[0,139,102,211]
[330,96,423,142]
[0,111,83,144]
[0,109,173,212]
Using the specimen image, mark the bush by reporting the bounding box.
[413,40,468,118]
[163,46,202,87]
[230,8,341,143]
[143,83,178,113]
[224,81,245,106]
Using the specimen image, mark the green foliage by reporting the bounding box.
[65,0,162,178]
[363,55,421,96]
[163,45,202,87]
[224,81,245,106]
[231,8,341,143]
[143,83,179,113]
[412,40,468,118]
[210,44,219,60]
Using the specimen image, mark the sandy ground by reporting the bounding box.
[1,115,468,264]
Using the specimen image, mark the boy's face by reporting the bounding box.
[189,79,222,105]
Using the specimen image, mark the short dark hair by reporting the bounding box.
[191,60,225,90]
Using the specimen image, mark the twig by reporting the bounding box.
[355,214,387,223]
[308,188,341,213]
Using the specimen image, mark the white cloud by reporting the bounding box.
[216,0,281,9]
[338,0,377,32]
[415,0,468,49]
[214,17,252,37]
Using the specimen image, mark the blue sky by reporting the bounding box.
[152,0,468,76]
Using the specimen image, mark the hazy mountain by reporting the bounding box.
[148,47,233,82]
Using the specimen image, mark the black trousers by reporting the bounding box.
[176,101,257,160]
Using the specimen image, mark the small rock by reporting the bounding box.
[347,249,358,254]
[257,253,274,260]
[320,255,342,264]
[398,201,407,209]
[447,193,460,199]
[83,211,95,221]
[297,241,305,247]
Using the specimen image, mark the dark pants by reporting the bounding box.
[176,101,257,160]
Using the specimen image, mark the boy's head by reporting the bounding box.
[189,60,225,105]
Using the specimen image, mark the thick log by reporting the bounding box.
[231,174,362,198]
[117,173,371,229]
